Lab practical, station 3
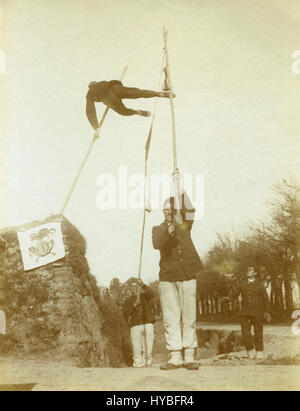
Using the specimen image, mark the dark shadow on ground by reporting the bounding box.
[0,383,37,391]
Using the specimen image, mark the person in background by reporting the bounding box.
[86,80,175,137]
[290,273,300,310]
[152,172,203,370]
[263,275,272,301]
[123,278,155,368]
[227,267,271,360]
[274,274,285,313]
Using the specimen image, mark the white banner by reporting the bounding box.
[17,222,65,271]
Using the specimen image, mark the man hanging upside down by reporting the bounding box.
[86,80,175,137]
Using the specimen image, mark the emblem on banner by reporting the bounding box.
[17,222,65,271]
[29,228,56,261]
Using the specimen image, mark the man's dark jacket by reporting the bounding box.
[123,284,155,328]
[152,192,203,282]
[231,280,270,317]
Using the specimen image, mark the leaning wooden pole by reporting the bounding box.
[137,207,147,281]
[61,65,128,215]
[137,52,166,281]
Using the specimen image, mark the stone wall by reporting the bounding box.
[0,214,129,367]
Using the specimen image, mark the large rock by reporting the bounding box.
[196,328,244,357]
[0,214,129,367]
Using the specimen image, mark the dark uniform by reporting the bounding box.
[231,280,270,352]
[123,284,155,328]
[123,283,156,367]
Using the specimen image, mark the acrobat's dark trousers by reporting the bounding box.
[111,85,160,99]
[103,85,160,116]
[240,315,264,352]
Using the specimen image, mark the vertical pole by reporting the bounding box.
[163,28,182,213]
[60,65,128,215]
[163,28,178,174]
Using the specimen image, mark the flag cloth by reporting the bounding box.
[145,119,154,157]
[17,222,65,271]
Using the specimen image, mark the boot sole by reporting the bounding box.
[184,363,199,370]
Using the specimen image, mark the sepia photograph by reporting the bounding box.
[0,0,300,393]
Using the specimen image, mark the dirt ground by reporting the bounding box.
[0,323,299,391]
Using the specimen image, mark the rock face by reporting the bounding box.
[196,328,244,358]
[0,214,127,367]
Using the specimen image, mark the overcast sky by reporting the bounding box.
[1,0,299,285]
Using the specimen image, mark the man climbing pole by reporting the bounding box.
[152,172,203,371]
[86,80,175,137]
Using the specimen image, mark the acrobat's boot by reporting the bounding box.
[160,351,183,370]
[184,348,199,370]
[159,91,176,98]
[136,110,151,117]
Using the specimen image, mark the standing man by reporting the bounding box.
[123,278,155,368]
[229,267,271,360]
[152,173,203,370]
[263,275,272,301]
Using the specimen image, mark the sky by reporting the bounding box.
[0,0,300,285]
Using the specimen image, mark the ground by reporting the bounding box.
[0,322,299,391]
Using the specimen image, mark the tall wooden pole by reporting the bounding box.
[61,65,128,215]
[163,28,182,213]
[163,28,178,174]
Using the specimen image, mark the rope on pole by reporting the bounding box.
[137,54,166,281]
[60,65,128,215]
[136,55,166,364]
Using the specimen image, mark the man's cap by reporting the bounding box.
[126,277,139,285]
[247,267,257,277]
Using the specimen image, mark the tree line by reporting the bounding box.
[199,178,300,320]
